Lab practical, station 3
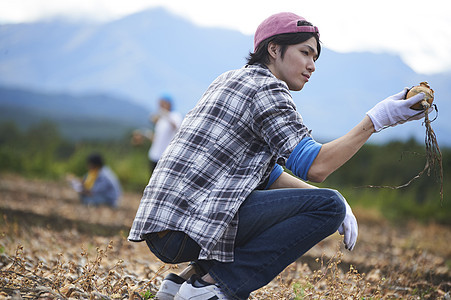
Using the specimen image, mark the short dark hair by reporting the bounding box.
[247,22,321,65]
[87,153,104,168]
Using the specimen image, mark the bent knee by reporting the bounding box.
[322,189,346,217]
[315,189,346,234]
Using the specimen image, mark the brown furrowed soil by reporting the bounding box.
[1,174,450,299]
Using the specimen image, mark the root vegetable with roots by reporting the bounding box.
[367,82,444,204]
[407,82,443,204]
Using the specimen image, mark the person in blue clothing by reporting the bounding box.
[74,153,122,208]
[128,12,428,300]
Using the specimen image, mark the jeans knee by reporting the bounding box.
[323,189,346,227]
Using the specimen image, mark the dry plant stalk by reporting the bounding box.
[0,241,129,299]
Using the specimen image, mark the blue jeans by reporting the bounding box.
[144,188,346,300]
[81,194,116,207]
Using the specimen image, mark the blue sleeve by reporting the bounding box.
[264,164,284,189]
[285,137,322,181]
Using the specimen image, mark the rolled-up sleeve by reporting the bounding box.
[264,164,284,189]
[286,137,322,180]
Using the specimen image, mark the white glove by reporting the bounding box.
[367,88,427,132]
[337,197,358,251]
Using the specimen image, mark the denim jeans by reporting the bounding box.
[144,188,346,300]
[81,194,115,207]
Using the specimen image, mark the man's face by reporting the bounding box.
[270,37,318,91]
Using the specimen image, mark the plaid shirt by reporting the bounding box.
[128,64,312,262]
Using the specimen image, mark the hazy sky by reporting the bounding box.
[1,0,450,75]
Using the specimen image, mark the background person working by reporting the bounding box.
[71,153,122,208]
[148,94,182,174]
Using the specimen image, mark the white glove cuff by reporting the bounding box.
[367,112,383,132]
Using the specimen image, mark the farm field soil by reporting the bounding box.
[1,174,450,299]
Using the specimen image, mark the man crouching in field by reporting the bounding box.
[128,12,428,300]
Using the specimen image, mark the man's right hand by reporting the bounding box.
[366,88,427,132]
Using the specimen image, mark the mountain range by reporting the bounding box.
[0,7,450,145]
[0,86,150,140]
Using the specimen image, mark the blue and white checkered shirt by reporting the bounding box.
[128,64,313,262]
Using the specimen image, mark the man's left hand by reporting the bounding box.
[338,198,358,251]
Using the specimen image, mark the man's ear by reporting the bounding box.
[267,42,278,59]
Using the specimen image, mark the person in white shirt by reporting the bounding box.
[148,94,183,174]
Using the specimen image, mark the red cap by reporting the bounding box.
[254,12,319,51]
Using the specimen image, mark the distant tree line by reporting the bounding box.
[0,121,150,191]
[322,138,450,224]
[0,121,449,224]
